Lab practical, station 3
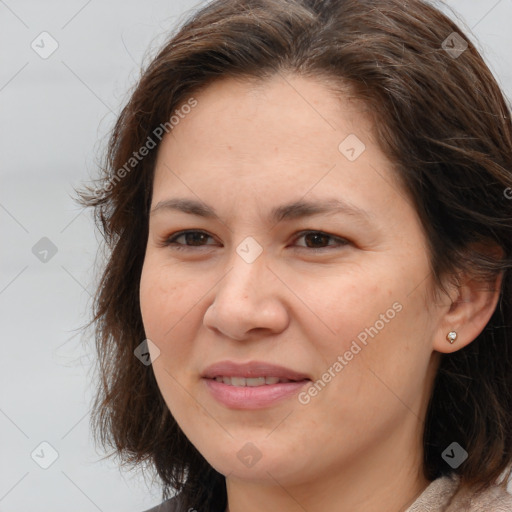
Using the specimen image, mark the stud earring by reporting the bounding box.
[446,331,457,344]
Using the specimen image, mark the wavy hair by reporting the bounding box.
[78,1,512,510]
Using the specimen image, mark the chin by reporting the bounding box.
[199,439,309,485]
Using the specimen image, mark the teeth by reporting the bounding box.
[246,377,266,386]
[213,376,295,386]
[231,377,247,387]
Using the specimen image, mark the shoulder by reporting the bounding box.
[142,493,186,512]
[406,474,512,512]
[447,478,512,512]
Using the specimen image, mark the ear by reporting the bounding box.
[432,268,503,354]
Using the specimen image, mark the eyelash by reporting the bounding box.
[161,230,350,252]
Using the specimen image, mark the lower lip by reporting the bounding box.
[204,378,309,409]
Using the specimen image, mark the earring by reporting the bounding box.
[446,331,457,344]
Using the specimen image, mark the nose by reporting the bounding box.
[203,251,289,341]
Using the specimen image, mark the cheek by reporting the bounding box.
[140,259,185,367]
[139,256,186,335]
[139,259,198,415]
[139,261,163,336]
[301,262,431,381]
[139,256,211,377]
[295,270,392,352]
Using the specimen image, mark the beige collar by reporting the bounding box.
[404,475,460,512]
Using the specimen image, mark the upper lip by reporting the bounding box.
[202,361,311,381]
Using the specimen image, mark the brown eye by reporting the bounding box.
[161,229,349,252]
[164,230,217,249]
[293,231,349,250]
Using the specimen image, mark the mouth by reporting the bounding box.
[210,376,307,386]
[201,360,311,382]
[201,361,311,409]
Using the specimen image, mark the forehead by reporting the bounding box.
[168,74,373,147]
[151,74,411,223]
[155,74,382,177]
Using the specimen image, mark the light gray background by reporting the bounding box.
[1,1,511,511]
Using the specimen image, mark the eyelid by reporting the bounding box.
[161,229,350,251]
[162,229,219,248]
[291,230,349,248]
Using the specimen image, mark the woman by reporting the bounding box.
[78,0,512,510]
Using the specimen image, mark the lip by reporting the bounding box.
[201,360,310,381]
[201,360,311,409]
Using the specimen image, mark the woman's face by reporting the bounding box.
[139,75,444,488]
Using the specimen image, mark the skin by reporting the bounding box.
[139,74,501,512]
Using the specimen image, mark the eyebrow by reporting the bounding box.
[150,197,373,225]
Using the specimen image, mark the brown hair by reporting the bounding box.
[78,0,512,510]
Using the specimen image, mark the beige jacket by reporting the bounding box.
[405,474,512,511]
[145,473,512,511]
